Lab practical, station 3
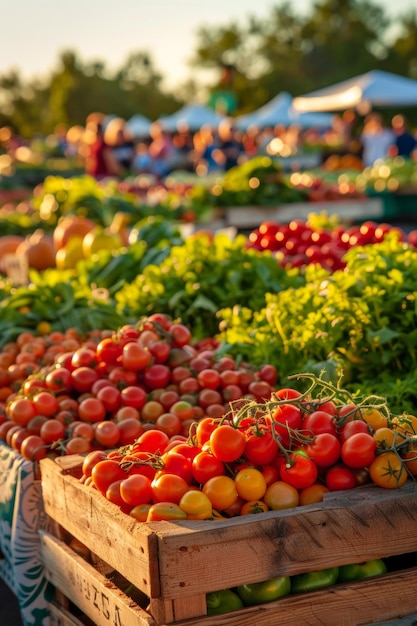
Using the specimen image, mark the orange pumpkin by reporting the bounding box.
[0,235,25,273]
[53,215,96,251]
[16,230,56,271]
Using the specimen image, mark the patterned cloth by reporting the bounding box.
[0,443,53,626]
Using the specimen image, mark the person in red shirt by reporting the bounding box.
[83,120,121,179]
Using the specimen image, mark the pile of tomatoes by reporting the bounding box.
[0,313,278,464]
[79,373,417,522]
[246,218,414,271]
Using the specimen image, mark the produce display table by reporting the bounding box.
[222,197,386,229]
[0,443,53,626]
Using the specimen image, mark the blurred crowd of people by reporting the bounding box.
[2,109,417,182]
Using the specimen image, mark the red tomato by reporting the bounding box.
[143,364,171,390]
[120,386,147,409]
[151,473,189,504]
[155,413,182,437]
[107,367,138,387]
[45,367,72,393]
[159,452,193,484]
[71,348,97,369]
[70,366,99,393]
[271,403,302,445]
[96,385,122,413]
[82,450,108,478]
[106,480,131,512]
[117,417,144,446]
[198,388,222,409]
[248,380,273,402]
[338,419,369,444]
[340,432,377,468]
[39,419,66,444]
[94,421,120,448]
[192,450,225,484]
[7,397,36,427]
[120,474,153,506]
[91,459,126,494]
[72,422,95,442]
[195,417,218,446]
[274,388,302,401]
[244,432,279,466]
[325,464,357,491]
[168,442,201,461]
[78,397,106,423]
[304,433,341,467]
[209,424,246,463]
[96,337,123,365]
[134,429,170,455]
[20,434,48,462]
[197,368,221,390]
[122,342,152,371]
[280,453,318,490]
[169,323,192,347]
[302,410,337,436]
[258,364,278,386]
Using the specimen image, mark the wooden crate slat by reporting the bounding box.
[41,531,156,626]
[40,458,160,598]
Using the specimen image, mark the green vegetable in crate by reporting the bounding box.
[291,567,339,593]
[206,589,244,615]
[236,576,291,605]
[337,559,387,582]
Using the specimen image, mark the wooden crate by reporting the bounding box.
[40,456,417,626]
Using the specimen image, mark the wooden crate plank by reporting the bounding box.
[48,602,87,626]
[154,481,417,598]
[168,567,417,626]
[40,531,156,626]
[40,458,160,598]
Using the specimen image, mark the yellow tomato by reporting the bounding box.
[234,468,267,502]
[391,414,417,439]
[401,443,417,476]
[202,475,238,511]
[369,452,408,489]
[240,500,269,515]
[361,407,388,432]
[373,427,397,450]
[179,490,212,520]
[299,483,330,506]
[263,481,299,510]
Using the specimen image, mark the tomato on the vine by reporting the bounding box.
[369,452,407,489]
[209,424,246,463]
[304,433,341,468]
[120,474,153,507]
[244,432,279,466]
[280,453,318,490]
[192,451,225,484]
[340,432,377,468]
[302,410,337,436]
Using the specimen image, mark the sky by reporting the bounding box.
[1,0,416,91]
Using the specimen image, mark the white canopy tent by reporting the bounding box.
[235,92,334,130]
[158,104,225,132]
[293,70,417,113]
